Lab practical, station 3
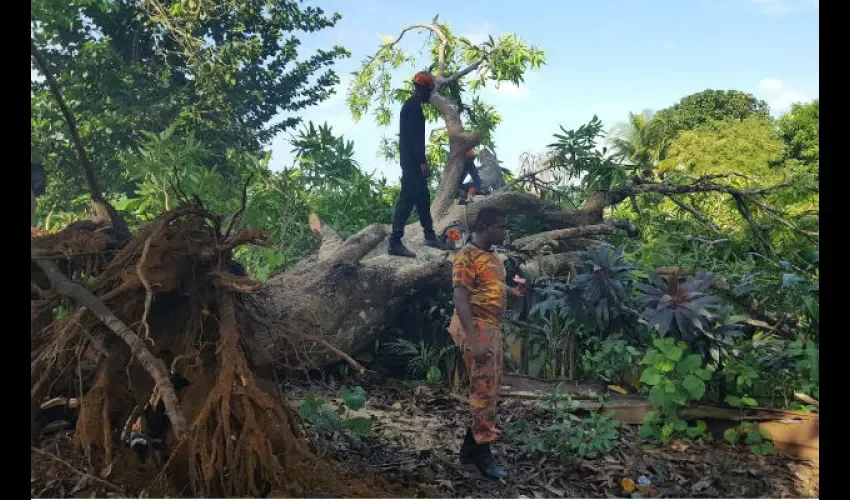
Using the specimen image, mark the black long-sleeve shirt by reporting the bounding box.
[463,158,483,190]
[399,96,426,169]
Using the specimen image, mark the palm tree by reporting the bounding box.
[607,110,662,175]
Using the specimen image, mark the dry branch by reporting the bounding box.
[34,259,188,439]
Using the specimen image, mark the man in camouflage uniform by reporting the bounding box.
[448,207,525,480]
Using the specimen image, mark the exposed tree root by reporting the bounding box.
[31,207,376,497]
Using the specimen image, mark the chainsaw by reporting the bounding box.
[438,222,466,250]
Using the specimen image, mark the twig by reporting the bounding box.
[31,446,124,493]
[305,336,367,375]
[34,259,188,438]
[136,234,156,346]
[666,195,723,234]
[225,173,253,240]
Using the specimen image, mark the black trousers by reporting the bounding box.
[390,165,434,242]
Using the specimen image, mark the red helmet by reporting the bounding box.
[413,71,436,89]
[465,149,476,159]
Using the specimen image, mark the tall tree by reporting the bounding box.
[31,0,349,212]
[647,89,771,157]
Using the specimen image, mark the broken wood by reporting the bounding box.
[794,392,819,408]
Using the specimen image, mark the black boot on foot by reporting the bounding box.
[474,441,507,480]
[459,428,476,465]
[388,239,416,258]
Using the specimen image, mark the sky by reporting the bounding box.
[266,0,818,179]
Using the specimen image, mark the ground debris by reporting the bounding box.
[286,375,819,499]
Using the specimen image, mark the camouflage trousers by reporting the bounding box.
[448,316,503,444]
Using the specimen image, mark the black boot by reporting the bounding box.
[473,441,506,480]
[459,428,476,465]
[388,238,416,258]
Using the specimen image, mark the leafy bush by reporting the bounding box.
[582,338,642,386]
[723,422,775,456]
[637,270,745,365]
[388,339,458,386]
[638,336,711,443]
[723,334,818,408]
[507,387,620,460]
[297,386,373,436]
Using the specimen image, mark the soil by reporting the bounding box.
[31,371,819,498]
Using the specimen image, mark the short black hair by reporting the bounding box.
[472,207,506,232]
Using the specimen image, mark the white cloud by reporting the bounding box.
[486,82,531,100]
[757,77,784,92]
[756,78,815,115]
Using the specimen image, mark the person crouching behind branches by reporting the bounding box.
[448,207,526,480]
[458,149,486,202]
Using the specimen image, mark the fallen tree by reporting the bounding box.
[31,18,816,496]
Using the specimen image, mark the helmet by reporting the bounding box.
[413,71,436,89]
[465,149,475,159]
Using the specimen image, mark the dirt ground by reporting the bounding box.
[31,372,818,498]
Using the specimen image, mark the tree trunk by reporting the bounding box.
[243,88,618,369]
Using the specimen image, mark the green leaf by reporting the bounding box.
[693,368,712,381]
[678,354,703,373]
[342,386,367,411]
[741,396,758,407]
[649,385,667,407]
[665,345,683,362]
[761,441,775,455]
[640,367,663,386]
[342,417,373,436]
[723,428,739,444]
[725,395,742,407]
[682,375,706,400]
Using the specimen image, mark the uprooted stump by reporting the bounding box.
[30,207,367,497]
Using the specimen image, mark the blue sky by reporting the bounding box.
[273,0,818,178]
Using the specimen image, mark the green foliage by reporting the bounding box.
[298,387,373,437]
[532,245,639,336]
[582,339,642,386]
[507,389,620,460]
[32,0,349,213]
[547,116,635,191]
[389,339,458,385]
[723,422,775,456]
[638,337,711,443]
[776,100,819,169]
[648,90,771,153]
[347,20,543,157]
[607,110,666,170]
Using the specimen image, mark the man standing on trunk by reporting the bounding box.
[388,71,444,258]
[449,207,525,479]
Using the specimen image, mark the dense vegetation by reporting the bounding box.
[32,1,817,486]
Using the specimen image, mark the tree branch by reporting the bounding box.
[34,259,188,439]
[309,213,344,260]
[31,38,129,237]
[512,224,615,252]
[665,195,723,234]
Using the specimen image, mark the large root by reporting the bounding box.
[30,207,353,497]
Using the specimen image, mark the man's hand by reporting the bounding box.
[421,163,431,178]
[510,275,527,297]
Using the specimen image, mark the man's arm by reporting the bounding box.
[399,101,413,166]
[453,286,485,355]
